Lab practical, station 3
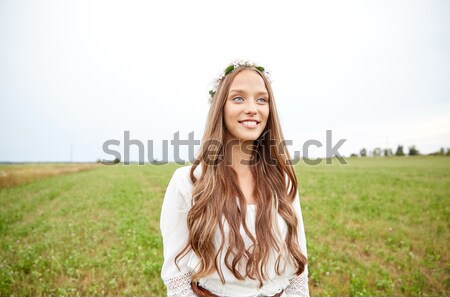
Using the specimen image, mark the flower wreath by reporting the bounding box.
[208,60,271,103]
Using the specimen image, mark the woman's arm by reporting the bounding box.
[160,168,196,297]
[285,190,310,297]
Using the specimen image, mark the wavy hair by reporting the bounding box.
[175,65,307,286]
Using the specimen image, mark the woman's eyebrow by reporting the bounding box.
[228,89,269,96]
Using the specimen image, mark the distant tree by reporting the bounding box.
[360,148,367,157]
[373,147,382,157]
[384,148,393,157]
[350,153,358,157]
[429,149,442,156]
[395,145,405,156]
[446,148,450,156]
[440,147,445,155]
[101,157,121,165]
[408,145,419,156]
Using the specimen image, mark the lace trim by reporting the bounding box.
[285,270,310,297]
[165,272,196,297]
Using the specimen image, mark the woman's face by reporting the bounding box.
[223,69,270,142]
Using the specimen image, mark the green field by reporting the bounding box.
[0,157,448,296]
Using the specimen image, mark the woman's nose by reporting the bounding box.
[244,100,258,115]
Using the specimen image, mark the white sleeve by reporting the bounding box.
[285,190,310,297]
[160,168,196,297]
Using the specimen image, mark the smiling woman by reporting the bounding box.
[160,60,309,297]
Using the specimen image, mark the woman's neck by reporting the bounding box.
[224,136,257,204]
[226,138,255,176]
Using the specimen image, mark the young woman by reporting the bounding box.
[160,60,309,297]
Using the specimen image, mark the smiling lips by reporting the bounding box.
[238,120,260,128]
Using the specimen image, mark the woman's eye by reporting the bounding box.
[232,97,244,102]
[257,98,268,103]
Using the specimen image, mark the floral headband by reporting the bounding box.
[208,60,271,104]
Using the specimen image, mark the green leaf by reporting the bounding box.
[255,66,265,72]
[224,65,235,75]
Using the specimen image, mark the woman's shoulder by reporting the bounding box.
[172,163,202,180]
[170,163,202,193]
[173,164,192,178]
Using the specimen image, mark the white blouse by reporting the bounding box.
[160,165,310,297]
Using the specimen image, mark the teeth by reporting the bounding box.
[241,121,257,126]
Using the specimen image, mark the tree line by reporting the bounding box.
[350,146,450,157]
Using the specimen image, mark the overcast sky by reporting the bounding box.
[1,0,449,162]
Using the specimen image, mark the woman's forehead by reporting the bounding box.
[229,69,267,92]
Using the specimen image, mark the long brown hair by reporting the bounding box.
[175,65,307,286]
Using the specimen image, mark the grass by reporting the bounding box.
[0,157,448,296]
[298,157,449,296]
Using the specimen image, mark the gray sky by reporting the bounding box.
[1,0,449,162]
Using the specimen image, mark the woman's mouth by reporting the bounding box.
[238,120,259,128]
